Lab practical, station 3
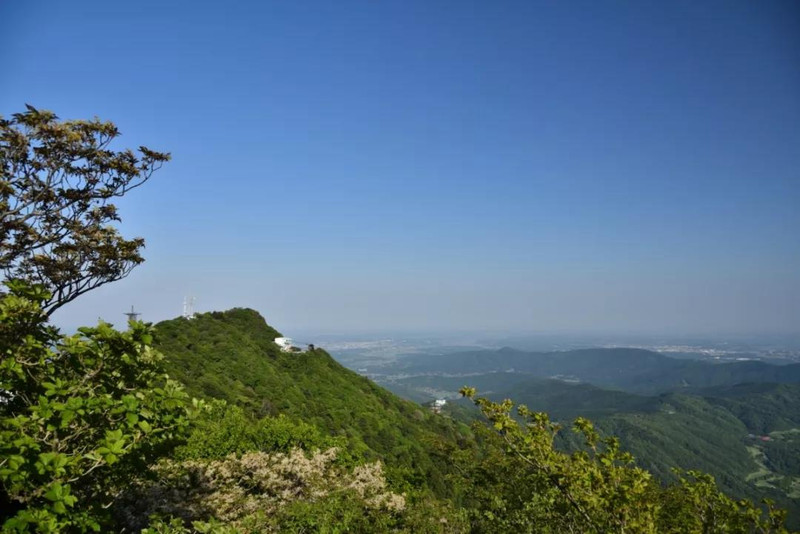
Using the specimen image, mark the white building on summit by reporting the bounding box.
[274,337,294,352]
[431,398,447,414]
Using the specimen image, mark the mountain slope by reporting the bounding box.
[698,382,800,434]
[382,369,800,525]
[498,380,800,524]
[153,308,472,494]
[381,372,659,421]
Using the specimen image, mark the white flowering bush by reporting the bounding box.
[116,447,407,532]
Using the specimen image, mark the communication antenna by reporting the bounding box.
[182,296,196,319]
[124,305,141,322]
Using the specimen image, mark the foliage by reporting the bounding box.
[174,403,352,464]
[0,282,198,532]
[389,371,800,525]
[2,105,793,533]
[583,390,800,524]
[762,437,800,477]
[595,395,754,484]
[658,470,789,534]
[141,517,239,534]
[153,308,474,496]
[0,105,169,315]
[701,383,800,435]
[116,447,418,533]
[456,387,791,533]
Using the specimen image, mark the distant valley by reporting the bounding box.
[325,343,800,526]
[367,347,800,394]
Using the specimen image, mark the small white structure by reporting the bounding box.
[431,398,447,414]
[274,337,294,352]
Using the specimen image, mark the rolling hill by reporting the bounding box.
[384,347,800,394]
[385,371,800,525]
[149,311,800,527]
[152,308,473,494]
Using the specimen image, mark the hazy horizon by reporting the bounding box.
[3,0,798,336]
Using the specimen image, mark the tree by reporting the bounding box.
[0,107,192,532]
[0,282,198,532]
[0,105,170,316]
[456,387,791,533]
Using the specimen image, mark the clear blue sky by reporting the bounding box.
[2,0,798,335]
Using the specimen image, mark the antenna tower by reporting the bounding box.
[182,296,196,319]
[124,305,141,322]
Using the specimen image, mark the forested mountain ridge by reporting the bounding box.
[386,347,800,394]
[596,388,800,520]
[152,309,800,529]
[389,373,800,526]
[6,294,797,531]
[153,308,473,495]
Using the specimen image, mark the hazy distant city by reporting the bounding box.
[294,331,800,380]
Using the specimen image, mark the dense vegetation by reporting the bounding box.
[0,283,199,532]
[153,309,474,496]
[2,107,796,532]
[385,371,800,526]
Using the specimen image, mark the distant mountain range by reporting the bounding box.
[382,347,800,394]
[372,348,800,524]
[148,311,800,528]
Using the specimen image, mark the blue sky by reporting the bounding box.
[1,0,798,335]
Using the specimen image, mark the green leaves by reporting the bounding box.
[0,106,184,531]
[34,453,69,477]
[457,388,791,533]
[459,386,476,399]
[43,482,77,514]
[95,429,127,465]
[0,284,195,532]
